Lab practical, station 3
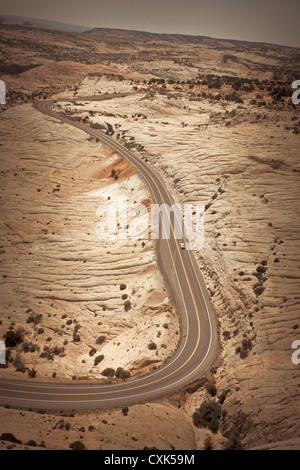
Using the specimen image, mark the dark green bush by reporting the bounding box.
[96,336,106,345]
[101,367,115,377]
[0,433,22,444]
[69,441,85,450]
[115,367,130,380]
[13,353,26,373]
[4,328,24,347]
[26,314,42,325]
[206,382,217,396]
[73,334,81,343]
[28,367,37,378]
[192,400,222,434]
[94,355,104,366]
[26,440,37,447]
[204,436,213,450]
[223,431,243,450]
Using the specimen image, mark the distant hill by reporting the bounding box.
[82,27,294,50]
[0,13,90,32]
[0,14,297,50]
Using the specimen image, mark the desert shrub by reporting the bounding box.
[4,328,24,347]
[73,334,81,343]
[240,349,248,359]
[192,400,222,434]
[55,419,71,430]
[115,367,130,380]
[21,342,33,353]
[0,433,22,444]
[223,431,243,450]
[122,407,129,416]
[53,346,64,356]
[120,284,127,290]
[204,436,213,450]
[101,367,115,377]
[256,265,267,273]
[148,342,157,350]
[242,338,252,351]
[254,285,265,296]
[28,367,37,378]
[13,353,26,373]
[94,355,104,366]
[124,300,131,312]
[223,331,231,340]
[225,92,244,103]
[26,440,37,447]
[69,441,85,450]
[219,390,229,405]
[26,314,42,325]
[96,335,106,345]
[105,122,114,135]
[39,345,64,360]
[15,327,25,342]
[238,337,252,359]
[89,348,97,357]
[206,381,217,396]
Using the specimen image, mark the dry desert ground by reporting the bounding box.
[0,19,299,450]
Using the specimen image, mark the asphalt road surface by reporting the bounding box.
[0,94,219,410]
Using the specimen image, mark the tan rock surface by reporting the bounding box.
[1,22,299,449]
[0,104,179,381]
[0,403,196,450]
[64,76,300,447]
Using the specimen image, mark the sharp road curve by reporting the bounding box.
[0,93,219,409]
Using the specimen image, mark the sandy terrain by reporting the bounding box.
[55,74,300,448]
[0,400,225,450]
[0,21,299,449]
[0,104,179,381]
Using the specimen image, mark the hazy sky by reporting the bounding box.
[1,0,299,47]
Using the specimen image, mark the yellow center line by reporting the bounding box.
[0,103,202,398]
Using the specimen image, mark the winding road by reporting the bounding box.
[0,93,218,409]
